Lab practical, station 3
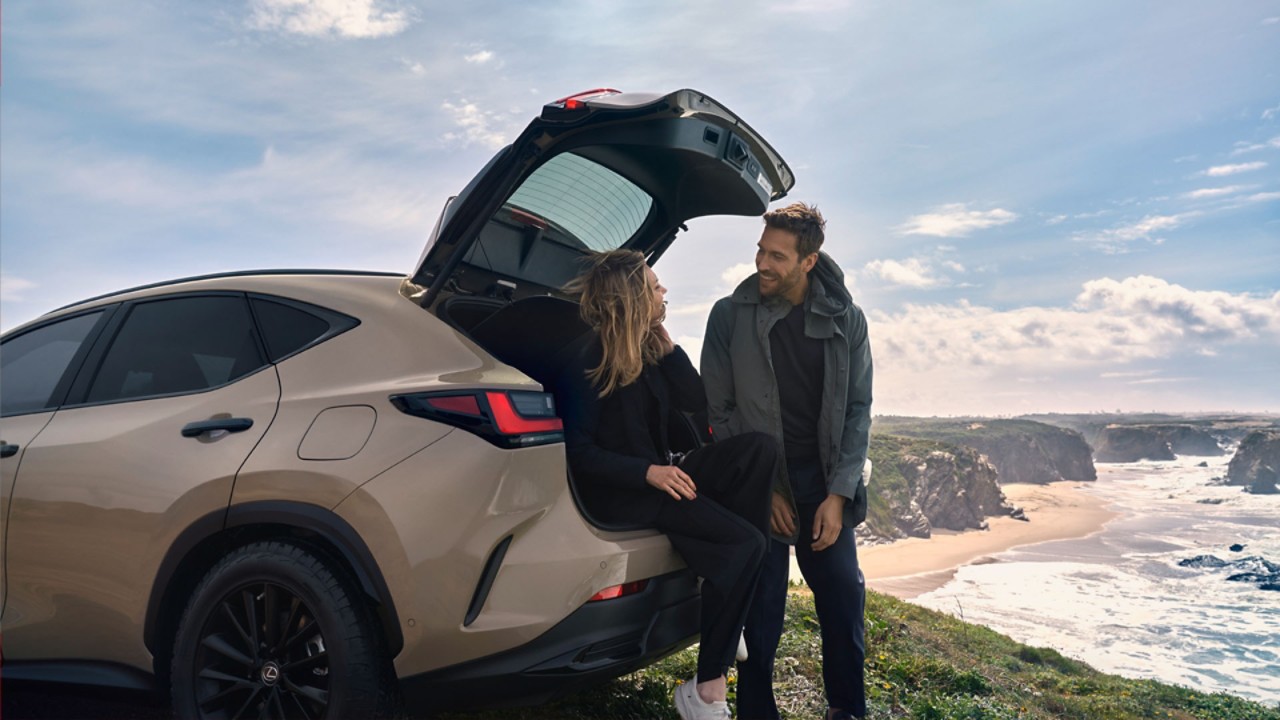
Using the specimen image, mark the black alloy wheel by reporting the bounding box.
[172,542,389,720]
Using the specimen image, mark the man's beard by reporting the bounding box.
[759,265,804,299]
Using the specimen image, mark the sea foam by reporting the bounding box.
[913,454,1280,706]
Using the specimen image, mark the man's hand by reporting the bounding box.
[653,323,675,356]
[646,464,696,500]
[811,493,847,551]
[770,492,796,537]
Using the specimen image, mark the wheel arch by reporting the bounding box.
[145,501,404,681]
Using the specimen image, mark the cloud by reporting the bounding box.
[247,0,411,39]
[1045,214,1068,225]
[720,262,755,287]
[1204,161,1268,176]
[897,203,1017,237]
[1230,136,1280,155]
[870,276,1280,376]
[1263,104,1280,121]
[1245,191,1280,203]
[440,99,510,149]
[464,50,495,64]
[1077,213,1195,253]
[1182,185,1251,199]
[1,275,38,302]
[865,258,945,288]
[1264,16,1280,25]
[401,57,426,75]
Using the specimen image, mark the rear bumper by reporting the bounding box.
[399,569,699,711]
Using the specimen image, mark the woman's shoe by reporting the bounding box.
[674,678,731,720]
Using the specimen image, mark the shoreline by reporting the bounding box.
[791,481,1119,599]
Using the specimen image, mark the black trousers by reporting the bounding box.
[653,432,777,682]
[737,501,867,719]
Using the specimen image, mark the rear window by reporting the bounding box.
[252,298,332,361]
[505,153,653,252]
[462,151,655,290]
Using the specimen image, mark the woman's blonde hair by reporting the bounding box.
[567,250,664,397]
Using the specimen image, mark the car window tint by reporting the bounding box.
[1,311,104,415]
[252,298,331,361]
[504,152,654,252]
[86,296,265,403]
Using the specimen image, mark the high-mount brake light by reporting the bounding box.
[588,580,649,602]
[549,88,621,110]
[391,390,563,449]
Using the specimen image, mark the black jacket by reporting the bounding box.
[555,335,706,525]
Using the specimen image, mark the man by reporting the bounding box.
[701,202,873,720]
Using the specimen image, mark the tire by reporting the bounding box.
[171,541,391,720]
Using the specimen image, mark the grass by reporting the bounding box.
[436,588,1280,720]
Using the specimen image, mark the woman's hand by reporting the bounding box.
[653,322,676,356]
[646,464,696,500]
[770,492,797,536]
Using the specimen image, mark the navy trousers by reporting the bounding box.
[736,501,867,719]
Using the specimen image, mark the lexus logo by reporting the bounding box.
[260,662,282,686]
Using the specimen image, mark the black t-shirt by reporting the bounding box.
[769,302,825,463]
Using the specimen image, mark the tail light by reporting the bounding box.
[391,389,563,449]
[542,88,622,121]
[588,580,649,602]
[548,87,621,110]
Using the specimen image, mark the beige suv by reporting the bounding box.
[0,89,793,718]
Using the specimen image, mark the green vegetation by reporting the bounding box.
[437,589,1278,719]
[874,417,1069,448]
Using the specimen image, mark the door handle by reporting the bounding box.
[0,443,19,458]
[181,418,254,438]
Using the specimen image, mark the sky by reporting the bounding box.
[2,0,1278,416]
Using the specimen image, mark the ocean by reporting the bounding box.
[912,453,1280,708]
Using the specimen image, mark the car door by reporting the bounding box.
[411,88,795,306]
[1,309,114,615]
[1,293,280,671]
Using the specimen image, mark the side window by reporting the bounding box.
[251,298,332,362]
[86,296,265,404]
[1,311,104,416]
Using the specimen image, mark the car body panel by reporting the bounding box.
[333,429,685,678]
[0,411,57,615]
[1,366,280,668]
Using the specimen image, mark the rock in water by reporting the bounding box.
[1178,555,1228,568]
[1230,543,1246,552]
[1225,431,1280,494]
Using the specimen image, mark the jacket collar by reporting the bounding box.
[730,251,850,318]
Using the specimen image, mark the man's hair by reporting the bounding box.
[565,249,664,397]
[763,202,825,259]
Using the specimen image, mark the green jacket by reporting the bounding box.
[701,252,873,543]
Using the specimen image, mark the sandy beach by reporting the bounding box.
[791,482,1119,599]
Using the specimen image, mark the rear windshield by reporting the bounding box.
[462,150,655,289]
[505,153,653,252]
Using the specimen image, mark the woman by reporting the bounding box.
[556,250,777,720]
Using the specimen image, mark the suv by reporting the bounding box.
[0,89,793,718]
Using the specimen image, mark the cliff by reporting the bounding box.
[873,418,1096,485]
[1093,425,1176,462]
[1093,424,1224,461]
[1151,424,1225,455]
[861,434,1019,542]
[1226,430,1280,495]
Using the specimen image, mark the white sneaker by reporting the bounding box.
[674,678,731,720]
[736,632,749,662]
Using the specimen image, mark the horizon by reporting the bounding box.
[2,1,1278,416]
